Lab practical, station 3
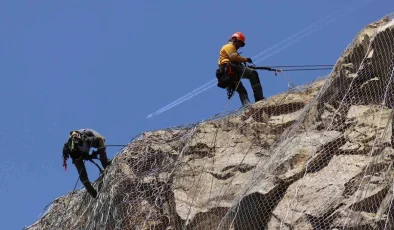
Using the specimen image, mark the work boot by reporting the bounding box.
[239,94,251,107]
[254,94,265,102]
[253,89,265,102]
[86,189,97,198]
[252,85,264,102]
[82,180,98,198]
[88,188,98,198]
[101,158,112,169]
[97,148,111,169]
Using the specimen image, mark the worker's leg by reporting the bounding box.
[91,136,111,169]
[234,81,251,106]
[73,158,97,198]
[231,64,265,102]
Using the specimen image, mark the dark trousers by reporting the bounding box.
[229,63,264,105]
[71,148,110,198]
[73,157,97,197]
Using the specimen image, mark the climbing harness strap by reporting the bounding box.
[225,64,238,99]
[88,158,104,174]
[227,86,235,99]
[216,63,238,99]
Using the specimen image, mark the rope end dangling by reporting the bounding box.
[63,159,67,171]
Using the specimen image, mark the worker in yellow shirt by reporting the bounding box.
[216,32,264,106]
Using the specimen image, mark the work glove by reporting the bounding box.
[246,58,253,63]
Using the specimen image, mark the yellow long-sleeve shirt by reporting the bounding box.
[218,43,248,66]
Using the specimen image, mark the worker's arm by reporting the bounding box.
[223,44,248,63]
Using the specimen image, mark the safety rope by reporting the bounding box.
[267,64,334,68]
[279,67,333,72]
[247,63,334,90]
[88,158,104,174]
[84,144,126,173]
[282,71,296,89]
[106,144,127,147]
[247,65,333,74]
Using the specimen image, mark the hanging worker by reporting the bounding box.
[216,32,265,106]
[62,128,112,198]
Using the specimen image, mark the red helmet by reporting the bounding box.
[230,32,245,46]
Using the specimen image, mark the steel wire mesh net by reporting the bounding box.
[25,13,394,230]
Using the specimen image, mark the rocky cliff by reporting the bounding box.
[25,14,394,230]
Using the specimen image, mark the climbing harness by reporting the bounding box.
[226,64,244,100]
[216,63,239,99]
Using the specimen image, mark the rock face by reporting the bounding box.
[25,14,394,230]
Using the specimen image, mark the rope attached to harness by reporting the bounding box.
[247,64,333,89]
[247,65,333,74]
[225,64,238,99]
[87,158,104,174]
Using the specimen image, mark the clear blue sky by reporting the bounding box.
[0,0,392,229]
